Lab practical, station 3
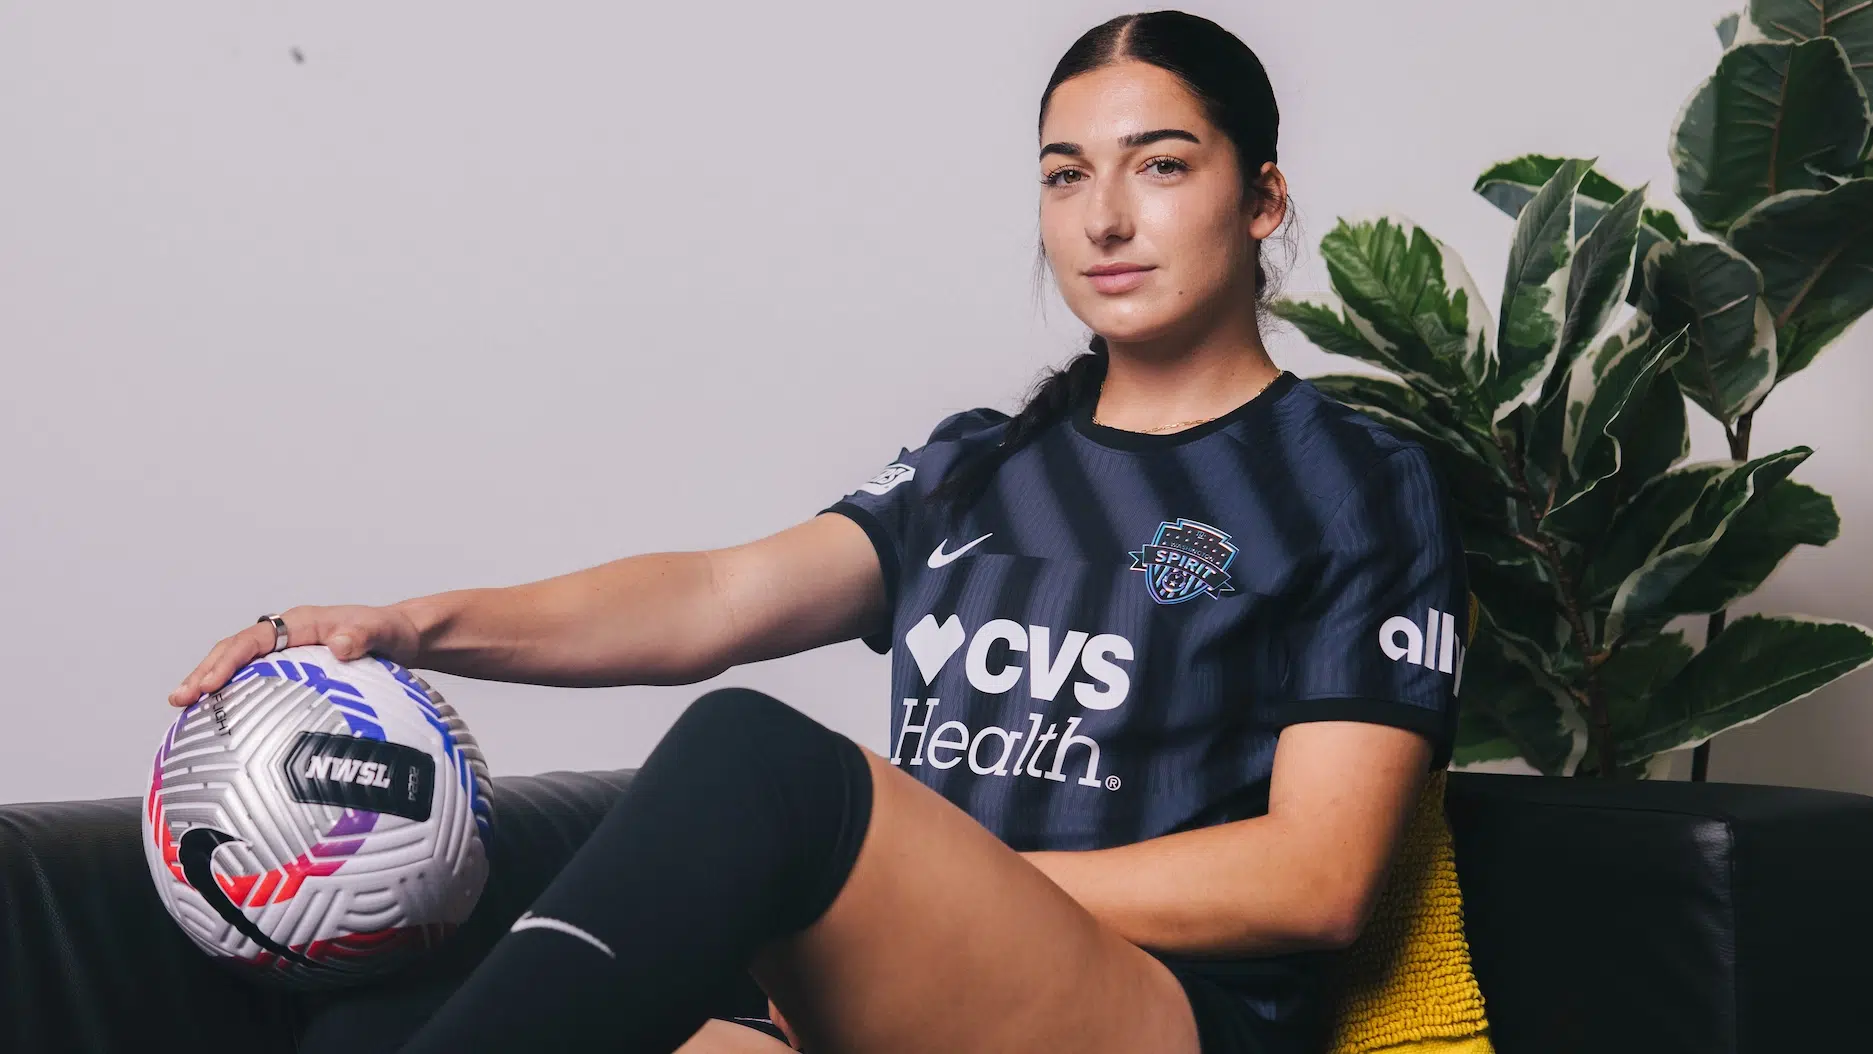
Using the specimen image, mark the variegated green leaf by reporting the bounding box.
[1474,156,1685,308]
[1602,630,1698,767]
[1452,711,1524,767]
[1641,241,1778,423]
[1541,368,1690,545]
[1453,615,1588,775]
[1307,372,1470,450]
[1585,462,1726,604]
[1643,208,1687,242]
[1464,527,1543,573]
[1309,217,1493,398]
[1269,295,1389,364]
[1749,0,1873,103]
[1618,614,1873,764]
[1310,373,1514,507]
[1474,154,1632,234]
[1523,313,1642,498]
[1670,38,1871,233]
[1606,447,1812,635]
[1306,372,1433,419]
[1469,554,1574,681]
[1543,323,1688,527]
[1556,187,1647,377]
[1727,179,1873,381]
[1716,12,1741,48]
[1651,448,1809,553]
[1489,159,1589,421]
[1630,207,1691,307]
[1666,479,1838,612]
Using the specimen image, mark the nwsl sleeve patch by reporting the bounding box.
[859,462,915,496]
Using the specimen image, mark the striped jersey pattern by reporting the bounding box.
[824,372,1468,1046]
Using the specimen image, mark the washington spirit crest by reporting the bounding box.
[1129,518,1239,604]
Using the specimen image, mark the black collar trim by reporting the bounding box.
[1069,371,1298,452]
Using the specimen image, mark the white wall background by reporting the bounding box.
[3,0,1868,806]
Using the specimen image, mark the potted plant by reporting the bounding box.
[1270,3,1873,777]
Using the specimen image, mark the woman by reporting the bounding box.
[171,11,1465,1054]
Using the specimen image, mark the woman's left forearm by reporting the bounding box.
[1023,724,1431,957]
[1021,814,1367,957]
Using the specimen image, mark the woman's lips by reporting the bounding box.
[1086,266,1154,294]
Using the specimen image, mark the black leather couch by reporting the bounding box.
[4,769,1870,1053]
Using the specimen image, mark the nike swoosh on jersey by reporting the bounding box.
[928,533,994,568]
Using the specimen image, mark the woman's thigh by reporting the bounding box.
[749,749,1202,1054]
[678,1020,797,1053]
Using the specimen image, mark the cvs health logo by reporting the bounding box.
[892,614,1134,790]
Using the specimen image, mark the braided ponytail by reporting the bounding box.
[928,335,1108,521]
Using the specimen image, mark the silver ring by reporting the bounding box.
[256,613,289,654]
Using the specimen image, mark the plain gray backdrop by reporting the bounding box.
[4,0,1869,805]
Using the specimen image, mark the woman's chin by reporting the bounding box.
[1076,311,1185,348]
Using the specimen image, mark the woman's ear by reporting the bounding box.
[1248,161,1289,242]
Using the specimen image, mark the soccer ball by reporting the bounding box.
[143,645,493,988]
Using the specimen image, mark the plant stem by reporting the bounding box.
[1497,435,1617,777]
[1730,413,1753,462]
[1692,411,1755,782]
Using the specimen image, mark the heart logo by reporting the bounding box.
[903,614,965,685]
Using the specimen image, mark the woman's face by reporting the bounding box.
[1038,60,1283,345]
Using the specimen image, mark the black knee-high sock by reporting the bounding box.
[397,688,874,1053]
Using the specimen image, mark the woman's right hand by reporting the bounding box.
[167,604,423,708]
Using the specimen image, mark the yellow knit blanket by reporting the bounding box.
[1326,770,1492,1054]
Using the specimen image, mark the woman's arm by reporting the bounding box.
[393,513,886,686]
[1020,721,1431,956]
[172,512,886,704]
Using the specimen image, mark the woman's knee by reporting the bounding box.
[663,687,821,766]
[634,686,875,936]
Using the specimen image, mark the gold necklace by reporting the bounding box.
[1090,370,1280,435]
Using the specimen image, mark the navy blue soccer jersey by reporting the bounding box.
[826,371,1468,852]
[822,371,1468,1045]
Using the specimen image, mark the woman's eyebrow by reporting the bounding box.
[1038,127,1201,161]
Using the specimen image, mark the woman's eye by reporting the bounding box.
[1145,157,1189,177]
[1042,168,1085,187]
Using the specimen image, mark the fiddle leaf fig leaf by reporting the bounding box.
[1641,241,1778,423]
[1473,156,1689,307]
[1542,323,1688,529]
[1586,463,1725,605]
[1666,479,1838,613]
[1619,615,1873,764]
[1304,217,1495,400]
[1716,12,1741,48]
[1453,614,1589,775]
[1606,447,1812,635]
[1748,0,1873,103]
[1728,179,1873,381]
[1310,373,1513,502]
[1540,369,1689,545]
[1670,38,1870,233]
[1557,187,1648,379]
[1474,154,1632,234]
[1489,159,1590,421]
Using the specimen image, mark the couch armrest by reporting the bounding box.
[0,794,303,1054]
[0,768,644,1054]
[1447,772,1873,1054]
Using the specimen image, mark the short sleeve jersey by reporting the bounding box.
[823,373,1469,1045]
